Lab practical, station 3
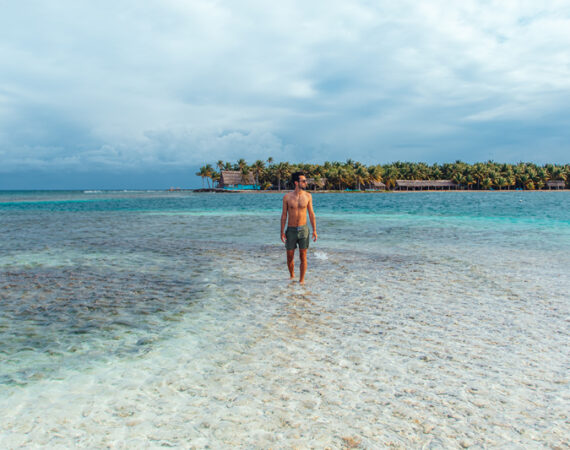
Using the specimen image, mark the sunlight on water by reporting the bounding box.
[313,251,329,260]
[0,191,569,447]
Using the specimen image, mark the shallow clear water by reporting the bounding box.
[1,190,569,448]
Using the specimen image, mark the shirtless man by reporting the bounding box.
[280,172,317,284]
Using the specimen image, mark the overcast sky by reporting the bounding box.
[1,0,569,189]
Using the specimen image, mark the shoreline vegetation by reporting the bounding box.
[190,188,570,193]
[195,159,569,191]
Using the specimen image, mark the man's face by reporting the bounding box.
[298,177,307,190]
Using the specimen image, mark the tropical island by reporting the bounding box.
[196,159,568,191]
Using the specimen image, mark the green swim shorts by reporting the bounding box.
[285,225,310,250]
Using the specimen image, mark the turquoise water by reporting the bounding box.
[1,190,569,447]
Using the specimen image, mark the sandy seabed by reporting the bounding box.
[1,243,568,449]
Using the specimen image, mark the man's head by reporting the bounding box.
[291,172,307,189]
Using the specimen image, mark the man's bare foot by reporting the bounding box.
[299,279,305,285]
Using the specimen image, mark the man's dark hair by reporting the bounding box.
[291,172,305,184]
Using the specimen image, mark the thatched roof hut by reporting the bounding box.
[369,181,386,190]
[219,170,256,188]
[395,180,457,190]
[546,180,565,189]
[306,177,326,190]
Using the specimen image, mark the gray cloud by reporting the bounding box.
[1,0,569,186]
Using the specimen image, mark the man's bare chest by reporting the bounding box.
[288,195,308,210]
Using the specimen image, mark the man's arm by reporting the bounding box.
[307,194,317,242]
[281,196,288,243]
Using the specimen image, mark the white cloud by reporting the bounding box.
[1,0,569,178]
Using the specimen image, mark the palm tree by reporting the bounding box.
[536,168,548,188]
[409,164,423,180]
[368,165,384,187]
[551,166,565,181]
[276,162,291,191]
[239,166,250,185]
[195,166,208,188]
[237,158,247,172]
[204,164,216,187]
[325,167,339,190]
[383,166,400,190]
[355,166,369,190]
[496,177,509,190]
[251,160,265,187]
[338,167,351,190]
[441,163,454,179]
[472,163,486,190]
[519,173,530,190]
[507,175,516,190]
[203,164,214,188]
[451,172,464,189]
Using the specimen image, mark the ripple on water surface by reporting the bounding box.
[0,191,569,447]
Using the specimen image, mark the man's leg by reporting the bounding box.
[286,249,295,279]
[299,248,308,284]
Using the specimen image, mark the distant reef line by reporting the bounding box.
[195,159,569,191]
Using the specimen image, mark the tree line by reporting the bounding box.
[196,159,569,190]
